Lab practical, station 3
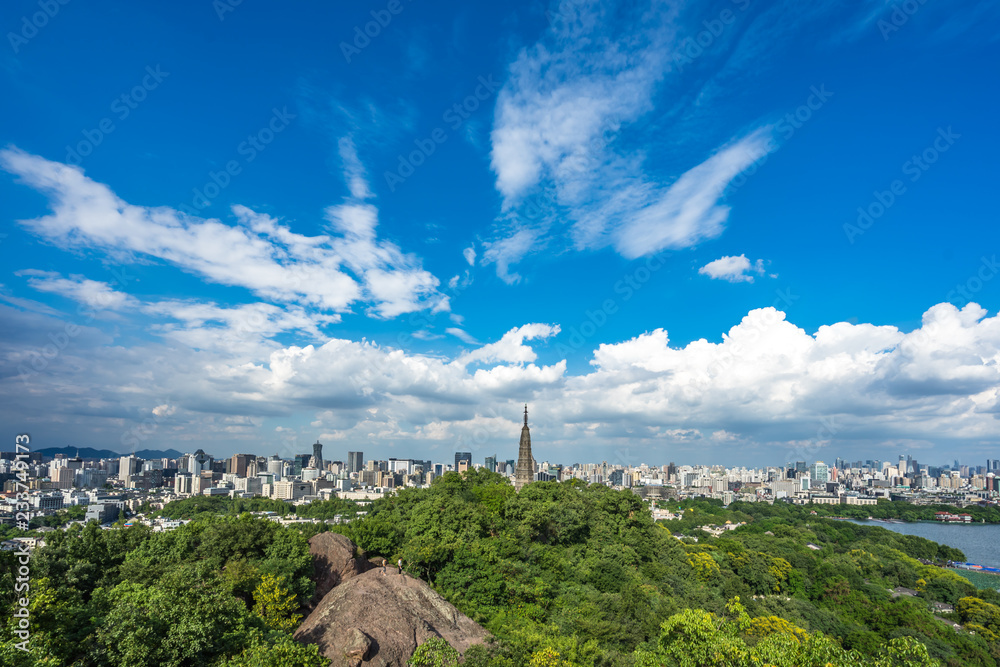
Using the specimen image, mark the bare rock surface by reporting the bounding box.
[308,532,373,603]
[295,563,489,667]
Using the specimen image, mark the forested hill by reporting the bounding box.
[3,470,1000,666]
[328,470,1000,666]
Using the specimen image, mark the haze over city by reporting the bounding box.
[3,0,1000,467]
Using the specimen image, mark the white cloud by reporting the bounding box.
[338,136,372,200]
[698,254,767,283]
[16,270,137,310]
[462,246,476,266]
[611,131,775,258]
[143,299,339,353]
[1,146,445,319]
[457,323,559,366]
[481,228,540,285]
[4,291,1000,463]
[446,327,479,345]
[486,0,778,275]
[16,270,339,356]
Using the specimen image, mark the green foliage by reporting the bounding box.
[157,495,294,520]
[253,574,302,632]
[216,633,328,667]
[28,503,87,528]
[93,578,258,666]
[634,597,942,667]
[408,636,461,666]
[0,514,316,665]
[3,474,998,666]
[294,495,365,519]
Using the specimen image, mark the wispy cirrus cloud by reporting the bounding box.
[1,144,446,319]
[485,0,779,279]
[16,269,138,310]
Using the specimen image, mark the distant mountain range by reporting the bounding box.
[33,446,185,460]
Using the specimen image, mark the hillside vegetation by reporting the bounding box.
[3,470,999,666]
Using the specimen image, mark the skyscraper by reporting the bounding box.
[293,453,310,476]
[230,453,252,477]
[347,451,364,474]
[485,455,497,473]
[809,461,829,484]
[312,440,324,471]
[515,404,535,491]
[455,451,472,470]
[267,455,284,479]
[190,449,212,475]
[119,455,137,482]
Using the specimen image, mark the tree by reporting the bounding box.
[94,579,258,666]
[408,637,460,666]
[253,574,302,633]
[218,632,328,667]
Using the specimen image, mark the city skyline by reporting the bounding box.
[3,1,1000,466]
[21,438,1000,476]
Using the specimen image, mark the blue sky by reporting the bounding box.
[2,0,1000,467]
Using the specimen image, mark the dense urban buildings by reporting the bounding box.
[2,416,997,534]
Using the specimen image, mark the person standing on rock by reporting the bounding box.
[381,558,386,575]
[398,558,403,576]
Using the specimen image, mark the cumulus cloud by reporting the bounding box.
[698,254,766,283]
[457,324,560,366]
[3,296,1000,463]
[0,146,445,319]
[152,404,176,417]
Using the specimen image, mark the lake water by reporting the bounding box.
[845,520,1000,568]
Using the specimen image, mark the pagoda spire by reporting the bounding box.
[515,403,535,491]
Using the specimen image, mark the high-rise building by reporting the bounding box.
[515,405,535,491]
[267,455,284,479]
[174,472,193,495]
[809,461,830,484]
[347,451,364,474]
[485,455,497,473]
[189,449,212,475]
[388,458,412,474]
[54,467,74,489]
[118,454,140,483]
[293,453,311,476]
[455,451,472,470]
[312,440,324,471]
[230,454,252,478]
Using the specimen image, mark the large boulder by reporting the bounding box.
[295,567,489,667]
[308,532,374,602]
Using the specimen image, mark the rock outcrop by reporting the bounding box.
[308,532,373,603]
[295,537,489,667]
